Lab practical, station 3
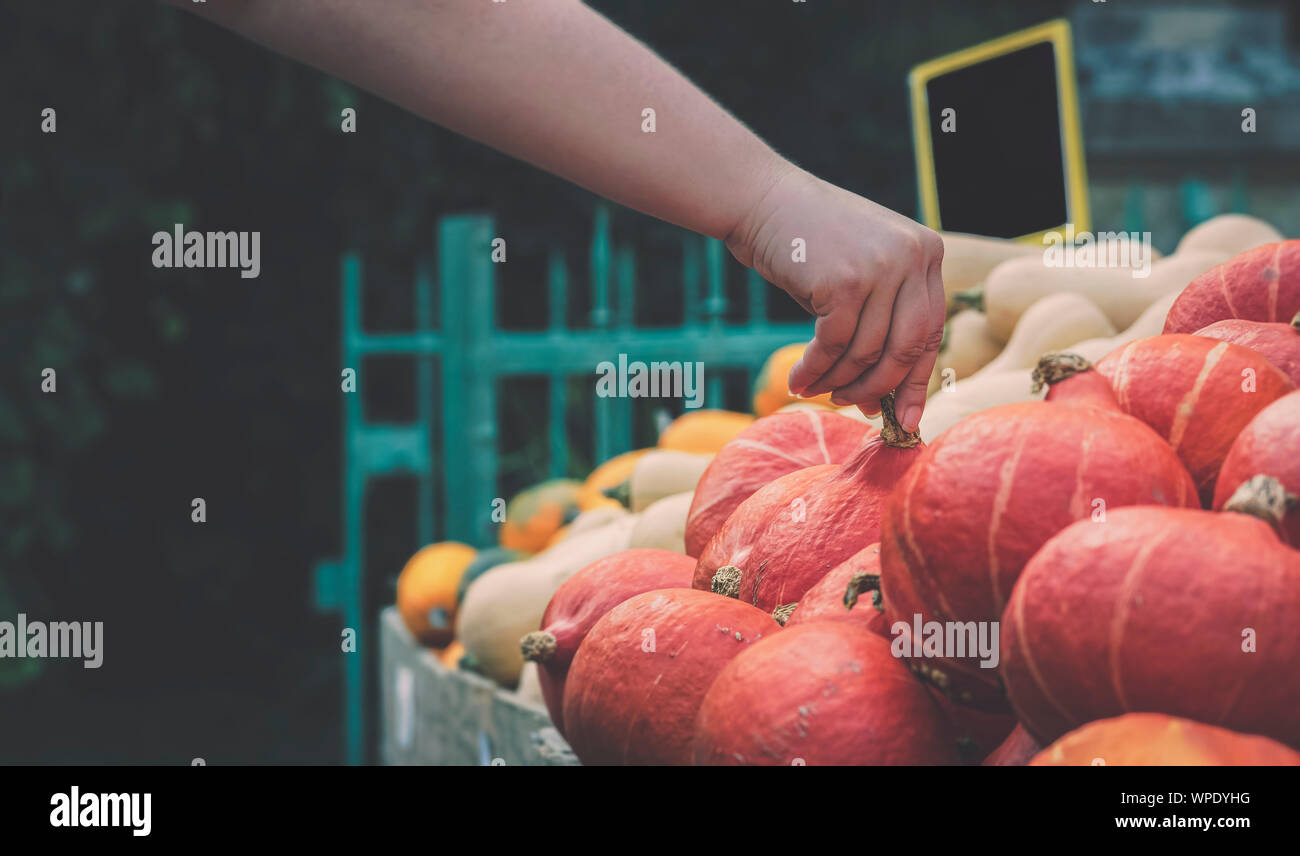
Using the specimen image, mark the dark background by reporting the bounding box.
[7,0,1289,763]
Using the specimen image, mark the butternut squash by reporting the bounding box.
[971,292,1115,378]
[937,309,1003,380]
[938,231,1044,304]
[1062,291,1180,364]
[980,249,1227,343]
[1175,213,1284,258]
[544,505,628,548]
[455,514,639,687]
[607,449,713,512]
[918,369,1041,443]
[628,491,693,553]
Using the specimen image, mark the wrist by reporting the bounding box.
[723,157,805,267]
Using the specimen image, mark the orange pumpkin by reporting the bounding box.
[438,640,466,669]
[577,449,650,510]
[1031,714,1300,766]
[752,343,835,417]
[657,409,754,454]
[395,541,477,647]
[498,479,583,553]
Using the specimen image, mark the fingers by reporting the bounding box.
[798,278,901,398]
[786,295,864,396]
[891,261,947,432]
[828,268,943,420]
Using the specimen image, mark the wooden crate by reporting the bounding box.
[379,607,579,765]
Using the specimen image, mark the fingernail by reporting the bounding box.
[902,406,921,433]
[830,396,847,406]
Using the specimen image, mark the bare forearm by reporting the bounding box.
[167,0,789,240]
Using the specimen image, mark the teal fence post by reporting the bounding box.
[415,260,436,545]
[704,239,727,408]
[440,215,500,547]
[591,206,619,463]
[547,250,569,478]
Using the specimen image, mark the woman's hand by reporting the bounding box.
[727,166,946,433]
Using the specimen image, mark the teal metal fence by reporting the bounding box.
[313,206,813,764]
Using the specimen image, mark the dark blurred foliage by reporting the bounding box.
[0,0,1062,761]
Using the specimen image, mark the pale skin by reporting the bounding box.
[164,0,946,431]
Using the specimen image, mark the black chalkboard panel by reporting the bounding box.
[925,41,1068,238]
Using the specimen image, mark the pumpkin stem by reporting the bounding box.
[1223,475,1297,534]
[953,287,985,312]
[843,572,882,611]
[1031,352,1092,393]
[772,603,798,625]
[601,479,632,507]
[519,631,558,663]
[878,392,921,448]
[711,566,742,598]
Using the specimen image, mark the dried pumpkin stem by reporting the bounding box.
[843,572,882,611]
[1031,352,1092,393]
[1223,475,1297,534]
[772,603,798,626]
[711,566,742,599]
[878,392,921,448]
[520,630,558,663]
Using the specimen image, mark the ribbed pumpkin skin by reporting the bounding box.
[1031,714,1300,766]
[692,464,835,595]
[531,549,697,735]
[562,589,777,765]
[983,724,1042,767]
[1095,335,1295,504]
[1001,506,1300,749]
[1195,316,1300,386]
[785,544,888,636]
[1213,391,1300,546]
[880,401,1198,710]
[693,624,957,765]
[685,411,871,557]
[1163,240,1300,334]
[695,432,923,613]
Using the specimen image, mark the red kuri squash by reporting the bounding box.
[693,624,957,765]
[1001,477,1300,749]
[685,410,871,557]
[1030,714,1300,766]
[695,396,923,613]
[1213,390,1300,546]
[1163,240,1300,334]
[782,543,889,636]
[1094,334,1295,504]
[880,400,1199,710]
[520,549,697,735]
[561,588,777,765]
[1194,311,1300,387]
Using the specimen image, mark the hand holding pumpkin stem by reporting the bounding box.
[725,167,946,434]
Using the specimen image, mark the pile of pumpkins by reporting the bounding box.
[397,213,1300,765]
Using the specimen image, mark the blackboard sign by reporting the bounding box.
[909,20,1089,242]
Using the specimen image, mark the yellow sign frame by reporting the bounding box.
[909,19,1090,243]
